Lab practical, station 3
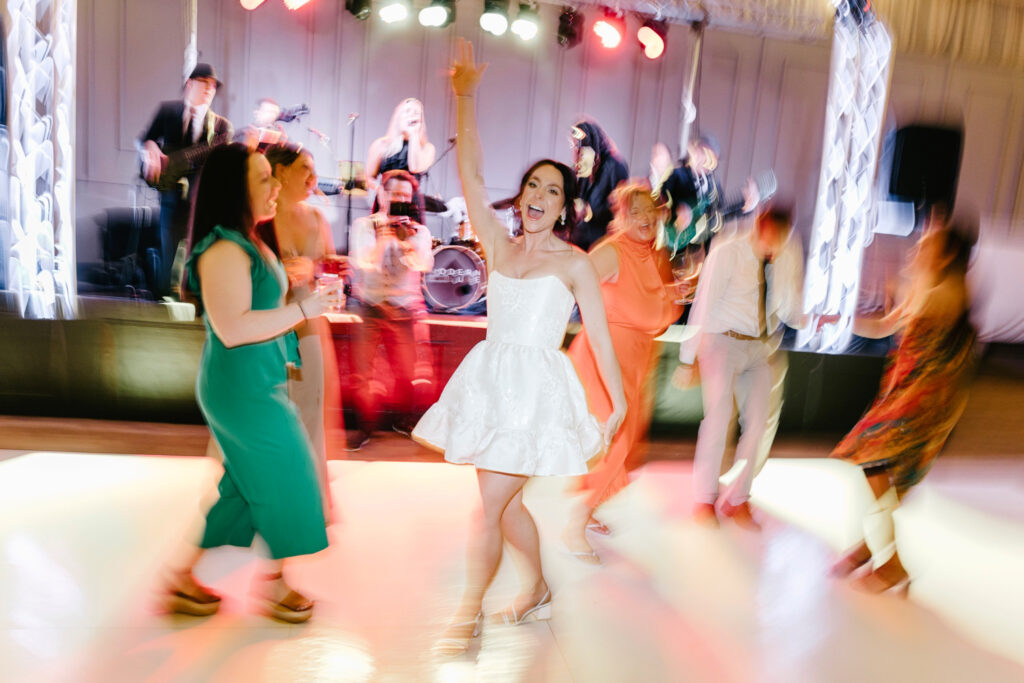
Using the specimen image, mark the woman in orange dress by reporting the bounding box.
[563,180,685,561]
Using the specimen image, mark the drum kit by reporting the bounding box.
[321,156,516,313]
[420,194,522,313]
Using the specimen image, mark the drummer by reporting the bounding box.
[347,169,435,450]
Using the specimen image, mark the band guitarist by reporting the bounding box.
[138,63,232,298]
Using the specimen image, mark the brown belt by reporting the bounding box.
[722,330,766,342]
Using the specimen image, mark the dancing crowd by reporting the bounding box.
[154,41,978,646]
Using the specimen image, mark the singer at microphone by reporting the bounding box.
[366,97,436,191]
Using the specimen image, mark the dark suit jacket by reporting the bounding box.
[140,100,233,159]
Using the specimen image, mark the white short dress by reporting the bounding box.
[413,271,603,476]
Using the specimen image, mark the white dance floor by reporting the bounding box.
[1,450,1022,682]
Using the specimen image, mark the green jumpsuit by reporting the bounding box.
[187,226,328,559]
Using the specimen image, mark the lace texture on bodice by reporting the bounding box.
[485,272,574,349]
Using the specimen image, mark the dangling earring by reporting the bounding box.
[559,209,567,226]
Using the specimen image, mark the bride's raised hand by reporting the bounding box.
[451,38,487,97]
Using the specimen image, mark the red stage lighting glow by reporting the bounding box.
[593,12,624,49]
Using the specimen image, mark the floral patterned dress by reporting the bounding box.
[830,309,975,494]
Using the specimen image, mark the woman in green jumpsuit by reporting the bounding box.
[164,143,336,623]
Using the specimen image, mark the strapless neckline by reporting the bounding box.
[490,270,570,295]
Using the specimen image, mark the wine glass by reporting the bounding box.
[315,255,348,313]
[670,244,704,304]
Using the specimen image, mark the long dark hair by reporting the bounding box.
[264,141,306,172]
[257,142,311,257]
[183,143,255,299]
[572,118,620,170]
[513,159,579,237]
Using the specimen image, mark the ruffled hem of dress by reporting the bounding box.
[413,408,602,477]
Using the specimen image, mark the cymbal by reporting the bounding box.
[490,196,516,210]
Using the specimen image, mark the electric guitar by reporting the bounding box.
[139,130,232,193]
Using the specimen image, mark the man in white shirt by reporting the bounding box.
[674,208,805,529]
[347,170,434,449]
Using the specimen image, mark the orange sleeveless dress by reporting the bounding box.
[568,232,682,508]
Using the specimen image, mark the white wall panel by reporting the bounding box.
[73,0,1024,267]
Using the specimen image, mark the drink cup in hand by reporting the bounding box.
[671,246,704,304]
[315,271,345,313]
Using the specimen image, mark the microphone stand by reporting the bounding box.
[345,115,359,234]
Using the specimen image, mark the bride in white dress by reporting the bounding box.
[413,40,627,655]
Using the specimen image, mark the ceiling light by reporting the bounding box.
[637,18,667,59]
[511,3,539,41]
[419,0,454,27]
[240,0,266,9]
[593,9,624,49]
[378,0,410,23]
[345,0,371,20]
[557,7,584,49]
[283,0,312,9]
[480,0,509,36]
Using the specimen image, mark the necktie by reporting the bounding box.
[183,107,193,142]
[757,258,768,337]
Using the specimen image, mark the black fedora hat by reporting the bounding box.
[186,63,223,89]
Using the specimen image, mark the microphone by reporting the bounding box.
[448,135,457,144]
[347,112,359,125]
[308,127,331,144]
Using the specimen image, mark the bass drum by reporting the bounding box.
[423,245,487,312]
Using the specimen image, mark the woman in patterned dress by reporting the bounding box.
[830,221,976,592]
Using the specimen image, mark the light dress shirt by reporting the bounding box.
[679,230,804,364]
[184,104,209,143]
[349,216,434,310]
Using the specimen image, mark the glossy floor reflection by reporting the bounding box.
[1,450,1022,682]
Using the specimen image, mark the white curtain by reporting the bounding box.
[872,0,1024,68]
[664,0,1024,69]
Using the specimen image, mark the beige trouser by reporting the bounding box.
[694,333,787,506]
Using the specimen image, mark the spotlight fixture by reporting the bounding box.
[283,0,312,9]
[345,0,371,20]
[240,0,266,9]
[593,9,624,49]
[419,0,454,27]
[557,7,584,49]
[637,18,667,59]
[480,0,509,36]
[511,3,539,41]
[378,0,410,23]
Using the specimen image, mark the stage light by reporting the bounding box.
[240,0,265,9]
[557,7,584,49]
[593,10,624,49]
[637,18,667,59]
[283,0,312,9]
[346,0,371,20]
[511,3,539,41]
[480,0,509,36]
[419,0,454,27]
[378,0,410,23]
